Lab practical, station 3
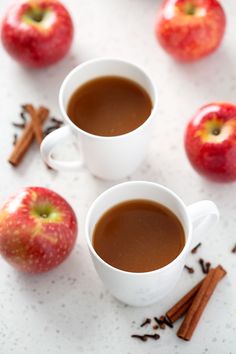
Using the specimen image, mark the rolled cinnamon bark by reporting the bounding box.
[24,104,44,144]
[166,280,203,323]
[8,106,49,166]
[177,265,226,341]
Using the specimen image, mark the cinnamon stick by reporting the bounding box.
[8,106,49,166]
[24,104,43,144]
[166,280,203,323]
[177,265,226,341]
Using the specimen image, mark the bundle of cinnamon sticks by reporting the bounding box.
[8,104,49,167]
[166,265,226,341]
[8,104,63,167]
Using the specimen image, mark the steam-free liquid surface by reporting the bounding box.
[93,199,185,273]
[67,76,152,137]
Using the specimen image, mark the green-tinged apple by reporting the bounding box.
[0,187,77,273]
[1,0,73,68]
[155,0,226,62]
[185,102,236,182]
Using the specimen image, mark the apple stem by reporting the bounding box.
[185,2,196,15]
[212,128,220,136]
[26,8,45,22]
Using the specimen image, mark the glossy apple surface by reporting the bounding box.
[155,0,226,61]
[185,103,236,182]
[1,0,73,68]
[0,187,78,273]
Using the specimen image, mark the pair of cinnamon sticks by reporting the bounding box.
[166,265,226,341]
[8,105,49,167]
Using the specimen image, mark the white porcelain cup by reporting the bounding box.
[85,181,219,306]
[40,58,158,180]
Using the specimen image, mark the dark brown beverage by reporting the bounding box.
[93,200,185,273]
[67,76,152,137]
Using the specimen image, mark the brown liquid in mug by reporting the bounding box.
[93,200,185,273]
[67,76,152,137]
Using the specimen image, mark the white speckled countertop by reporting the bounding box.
[0,1,236,353]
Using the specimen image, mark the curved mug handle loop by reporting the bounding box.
[187,200,219,248]
[40,125,84,171]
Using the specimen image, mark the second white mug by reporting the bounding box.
[85,181,219,306]
[40,58,158,180]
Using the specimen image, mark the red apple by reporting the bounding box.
[1,0,74,68]
[0,187,77,273]
[155,0,226,62]
[185,102,236,182]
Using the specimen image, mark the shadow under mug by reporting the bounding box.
[40,58,158,180]
[85,181,219,307]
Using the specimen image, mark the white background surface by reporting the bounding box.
[0,0,236,353]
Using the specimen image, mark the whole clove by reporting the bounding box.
[231,244,236,253]
[44,125,60,136]
[163,316,174,328]
[184,265,194,274]
[13,134,18,146]
[131,334,148,342]
[191,242,202,254]
[20,111,27,123]
[199,258,211,274]
[44,120,63,137]
[131,334,160,342]
[51,117,63,125]
[12,122,26,129]
[140,318,151,327]
[144,334,160,340]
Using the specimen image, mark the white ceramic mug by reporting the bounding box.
[40,58,158,180]
[85,181,219,306]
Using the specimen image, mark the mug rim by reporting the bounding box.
[59,57,158,141]
[85,181,193,276]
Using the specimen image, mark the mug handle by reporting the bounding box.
[187,200,219,248]
[40,125,84,171]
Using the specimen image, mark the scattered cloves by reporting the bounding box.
[154,316,165,329]
[44,125,60,136]
[44,119,63,137]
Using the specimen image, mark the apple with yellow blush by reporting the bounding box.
[185,102,236,182]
